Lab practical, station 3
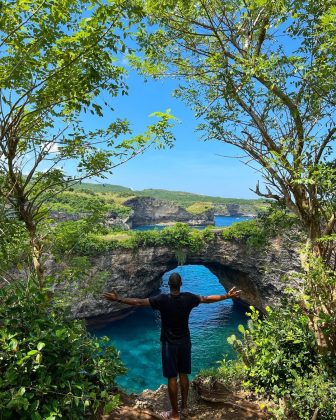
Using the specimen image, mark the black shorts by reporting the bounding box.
[161,341,191,378]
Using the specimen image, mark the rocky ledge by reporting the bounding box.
[104,377,273,419]
[66,232,301,323]
[214,203,258,217]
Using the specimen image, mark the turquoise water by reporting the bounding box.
[134,215,252,231]
[90,265,248,393]
[214,215,252,227]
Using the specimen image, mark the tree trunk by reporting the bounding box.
[28,227,45,289]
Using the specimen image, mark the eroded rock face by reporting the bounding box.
[70,233,301,324]
[49,211,84,222]
[123,197,215,227]
[105,212,131,230]
[214,203,259,217]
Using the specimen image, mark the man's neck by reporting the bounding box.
[170,289,180,296]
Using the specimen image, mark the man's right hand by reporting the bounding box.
[102,291,151,307]
[103,290,120,302]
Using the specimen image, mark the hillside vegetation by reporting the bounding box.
[70,182,267,213]
[48,190,132,217]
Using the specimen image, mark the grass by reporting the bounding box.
[198,359,247,391]
[186,201,214,214]
[48,190,132,217]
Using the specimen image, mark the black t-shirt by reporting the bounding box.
[149,292,201,344]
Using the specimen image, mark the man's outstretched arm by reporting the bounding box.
[103,290,150,307]
[199,286,241,304]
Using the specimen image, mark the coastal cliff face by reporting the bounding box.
[49,197,260,231]
[123,197,215,227]
[70,233,301,324]
[213,203,260,217]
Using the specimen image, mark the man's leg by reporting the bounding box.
[162,342,180,419]
[179,373,189,411]
[177,342,191,415]
[167,377,180,419]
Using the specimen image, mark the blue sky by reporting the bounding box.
[86,70,261,199]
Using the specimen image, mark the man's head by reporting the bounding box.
[168,272,182,291]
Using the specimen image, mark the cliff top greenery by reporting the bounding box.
[50,208,299,258]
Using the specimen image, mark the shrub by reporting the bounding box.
[0,216,30,271]
[198,358,246,391]
[221,205,300,248]
[221,219,267,247]
[228,304,336,419]
[286,368,336,420]
[257,205,299,236]
[0,282,126,419]
[48,191,131,218]
[53,222,216,257]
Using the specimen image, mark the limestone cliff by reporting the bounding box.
[214,203,260,217]
[50,210,131,230]
[123,197,215,227]
[67,233,301,324]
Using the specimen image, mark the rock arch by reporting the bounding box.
[72,232,300,324]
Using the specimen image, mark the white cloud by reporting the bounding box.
[47,142,59,154]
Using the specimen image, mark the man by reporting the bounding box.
[103,272,241,420]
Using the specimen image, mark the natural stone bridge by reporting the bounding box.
[72,232,301,324]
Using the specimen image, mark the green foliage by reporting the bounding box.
[130,0,336,259]
[283,369,336,420]
[52,210,298,259]
[0,0,176,288]
[289,253,336,361]
[52,222,215,258]
[0,282,125,419]
[48,191,131,218]
[221,206,299,247]
[257,204,299,236]
[198,359,246,391]
[230,306,318,393]
[221,219,267,247]
[228,305,336,419]
[0,210,30,272]
[51,219,103,256]
[72,184,134,194]
[130,223,215,253]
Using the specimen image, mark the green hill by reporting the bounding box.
[71,183,133,194]
[136,188,262,207]
[69,182,268,215]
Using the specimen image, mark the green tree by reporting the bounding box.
[0,281,126,418]
[129,0,336,254]
[0,0,175,286]
[129,0,336,354]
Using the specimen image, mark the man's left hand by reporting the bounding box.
[227,287,242,299]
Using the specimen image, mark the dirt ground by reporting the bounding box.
[104,379,271,420]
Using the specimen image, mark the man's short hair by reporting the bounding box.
[168,272,182,289]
